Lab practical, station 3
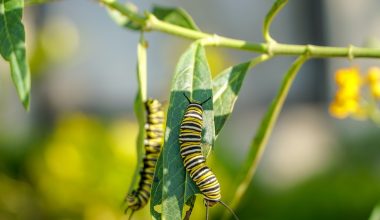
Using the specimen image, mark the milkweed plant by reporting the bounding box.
[2,0,380,219]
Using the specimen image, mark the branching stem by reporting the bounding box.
[100,0,380,58]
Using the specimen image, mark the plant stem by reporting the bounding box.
[25,0,61,6]
[100,0,380,58]
[223,55,308,219]
[263,0,288,43]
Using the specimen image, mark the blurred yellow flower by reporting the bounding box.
[330,66,380,123]
[367,67,380,99]
[330,67,362,119]
[329,101,349,119]
[367,67,380,84]
[335,67,361,87]
[370,83,380,99]
[335,86,360,101]
[329,99,360,119]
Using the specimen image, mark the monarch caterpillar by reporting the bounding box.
[179,94,239,220]
[125,99,164,218]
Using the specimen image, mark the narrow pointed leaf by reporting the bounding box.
[0,0,31,109]
[152,5,200,30]
[150,42,213,219]
[127,38,147,198]
[224,56,308,219]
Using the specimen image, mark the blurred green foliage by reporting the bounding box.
[235,132,380,220]
[0,114,149,220]
[1,114,379,220]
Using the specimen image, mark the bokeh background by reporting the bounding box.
[1,0,380,219]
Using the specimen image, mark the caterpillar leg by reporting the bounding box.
[128,210,135,220]
[205,200,209,220]
[124,207,135,220]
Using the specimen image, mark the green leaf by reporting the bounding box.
[150,42,213,219]
[127,37,147,198]
[212,55,271,137]
[152,5,200,30]
[263,0,288,42]
[212,62,250,136]
[224,56,308,219]
[0,0,31,109]
[106,1,142,30]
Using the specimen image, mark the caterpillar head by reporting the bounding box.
[183,93,212,106]
[126,190,140,210]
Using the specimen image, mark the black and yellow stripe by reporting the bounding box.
[125,99,164,214]
[179,102,221,206]
[179,95,238,220]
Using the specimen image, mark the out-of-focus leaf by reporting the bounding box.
[0,0,31,109]
[369,203,380,220]
[224,56,308,219]
[107,2,142,30]
[152,5,200,30]
[127,38,147,197]
[150,42,213,219]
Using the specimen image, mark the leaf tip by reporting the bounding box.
[22,93,30,111]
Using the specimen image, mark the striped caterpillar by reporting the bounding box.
[179,94,239,220]
[125,99,164,219]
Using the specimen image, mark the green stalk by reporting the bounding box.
[24,0,62,6]
[263,0,288,43]
[99,0,380,58]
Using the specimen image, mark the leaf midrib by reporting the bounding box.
[182,43,198,215]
